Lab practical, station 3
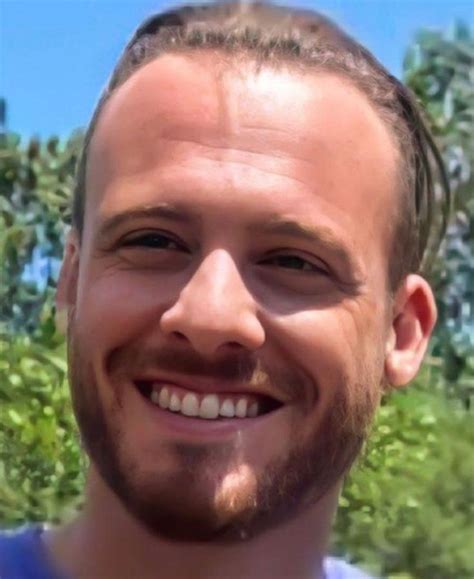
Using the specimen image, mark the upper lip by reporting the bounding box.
[133,372,288,404]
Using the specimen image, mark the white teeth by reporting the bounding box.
[181,393,199,417]
[199,394,220,419]
[169,392,181,412]
[248,402,259,418]
[148,386,263,420]
[220,399,235,418]
[150,389,160,405]
[158,387,170,409]
[235,398,248,418]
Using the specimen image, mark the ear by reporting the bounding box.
[55,229,80,334]
[384,274,437,388]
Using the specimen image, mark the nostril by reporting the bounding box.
[172,331,188,342]
[227,341,244,350]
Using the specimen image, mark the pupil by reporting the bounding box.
[146,235,169,247]
[280,256,303,269]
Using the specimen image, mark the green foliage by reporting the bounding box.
[0,326,84,526]
[0,21,473,579]
[0,130,81,333]
[334,365,474,578]
[404,22,474,399]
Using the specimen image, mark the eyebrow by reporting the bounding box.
[248,217,364,279]
[96,203,198,238]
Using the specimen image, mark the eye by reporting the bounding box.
[260,254,326,273]
[116,231,192,271]
[122,232,188,252]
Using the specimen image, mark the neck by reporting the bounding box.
[46,469,340,579]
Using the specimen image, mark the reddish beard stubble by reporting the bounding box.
[67,322,381,543]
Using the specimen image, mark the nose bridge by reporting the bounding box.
[184,249,251,318]
[160,249,265,354]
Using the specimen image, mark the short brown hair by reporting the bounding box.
[73,1,450,290]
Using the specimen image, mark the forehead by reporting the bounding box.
[87,52,399,264]
[91,52,398,169]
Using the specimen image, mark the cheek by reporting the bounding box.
[74,265,180,351]
[274,299,386,429]
[278,305,370,374]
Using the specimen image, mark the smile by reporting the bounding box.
[135,381,282,421]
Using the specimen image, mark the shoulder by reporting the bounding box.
[0,525,40,555]
[0,526,63,579]
[323,556,375,579]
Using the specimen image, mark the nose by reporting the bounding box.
[160,250,265,357]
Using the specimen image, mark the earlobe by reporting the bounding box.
[384,274,437,388]
[56,229,80,334]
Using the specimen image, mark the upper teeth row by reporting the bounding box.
[150,386,259,420]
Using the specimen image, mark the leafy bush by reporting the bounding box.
[0,130,80,334]
[404,22,474,402]
[0,321,84,526]
[334,365,474,578]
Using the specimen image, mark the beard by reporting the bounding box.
[67,322,381,543]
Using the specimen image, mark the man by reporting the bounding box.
[0,2,449,578]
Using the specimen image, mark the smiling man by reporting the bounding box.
[0,2,449,579]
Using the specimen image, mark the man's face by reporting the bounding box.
[65,53,400,541]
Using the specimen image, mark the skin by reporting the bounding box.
[50,52,437,579]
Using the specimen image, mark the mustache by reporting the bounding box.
[108,343,308,402]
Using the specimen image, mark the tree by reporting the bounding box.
[404,22,474,404]
[0,126,81,335]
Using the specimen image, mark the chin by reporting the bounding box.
[95,458,263,542]
[88,427,351,544]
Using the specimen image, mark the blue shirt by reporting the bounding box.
[0,527,373,578]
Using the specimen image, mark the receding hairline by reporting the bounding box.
[86,48,404,253]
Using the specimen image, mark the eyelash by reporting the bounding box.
[120,233,327,274]
[122,232,188,252]
[259,254,327,274]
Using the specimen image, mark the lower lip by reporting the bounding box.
[137,389,275,441]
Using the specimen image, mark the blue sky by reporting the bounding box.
[1,0,473,139]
